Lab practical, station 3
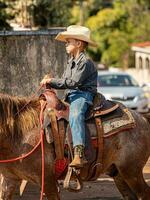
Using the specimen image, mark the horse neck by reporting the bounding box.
[0,94,41,143]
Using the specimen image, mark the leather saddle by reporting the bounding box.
[39,89,134,190]
[39,89,119,121]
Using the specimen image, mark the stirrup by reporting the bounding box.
[63,167,83,192]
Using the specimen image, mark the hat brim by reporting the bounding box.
[55,31,97,47]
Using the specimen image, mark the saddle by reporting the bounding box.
[40,89,119,121]
[39,89,135,191]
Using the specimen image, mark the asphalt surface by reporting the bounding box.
[9,173,150,200]
[1,158,150,200]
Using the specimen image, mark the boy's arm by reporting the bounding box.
[41,68,67,89]
[49,61,96,89]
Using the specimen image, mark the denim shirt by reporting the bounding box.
[49,52,97,99]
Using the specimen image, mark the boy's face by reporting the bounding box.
[65,38,80,55]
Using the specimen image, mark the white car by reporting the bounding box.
[97,71,149,113]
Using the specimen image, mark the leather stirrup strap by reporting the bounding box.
[91,117,104,180]
[58,120,65,157]
[63,167,83,192]
[48,110,64,159]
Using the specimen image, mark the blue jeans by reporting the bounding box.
[68,91,94,147]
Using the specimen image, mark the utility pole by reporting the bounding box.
[20,0,31,28]
[79,0,84,25]
[77,0,87,25]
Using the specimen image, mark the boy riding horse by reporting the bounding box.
[41,25,97,168]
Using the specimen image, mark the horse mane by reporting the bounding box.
[0,93,41,140]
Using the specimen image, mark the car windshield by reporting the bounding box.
[98,74,139,87]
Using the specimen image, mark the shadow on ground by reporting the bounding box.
[2,172,150,200]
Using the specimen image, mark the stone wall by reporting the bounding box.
[0,29,67,97]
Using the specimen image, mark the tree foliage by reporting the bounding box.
[70,0,113,25]
[0,0,14,30]
[0,0,150,68]
[86,0,150,67]
[29,0,73,28]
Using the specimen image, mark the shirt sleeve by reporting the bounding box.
[48,61,94,89]
[49,77,68,89]
[49,77,79,89]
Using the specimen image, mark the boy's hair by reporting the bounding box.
[79,40,88,51]
[82,41,88,49]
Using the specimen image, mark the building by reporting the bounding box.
[130,42,150,84]
[132,42,150,70]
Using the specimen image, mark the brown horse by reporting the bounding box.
[0,92,150,200]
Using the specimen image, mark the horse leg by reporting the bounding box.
[0,176,20,200]
[113,172,138,200]
[118,166,150,200]
[44,181,60,200]
[42,173,60,200]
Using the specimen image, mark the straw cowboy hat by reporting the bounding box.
[55,25,96,47]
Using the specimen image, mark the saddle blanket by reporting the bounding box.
[86,108,135,138]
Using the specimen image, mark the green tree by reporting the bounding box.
[70,0,113,25]
[29,0,73,28]
[86,0,150,68]
[0,0,14,30]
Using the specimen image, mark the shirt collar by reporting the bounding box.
[73,52,86,65]
[68,56,74,64]
[76,52,86,65]
[68,52,86,67]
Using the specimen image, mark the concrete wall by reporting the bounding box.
[0,29,67,97]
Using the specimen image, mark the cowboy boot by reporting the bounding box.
[69,145,88,168]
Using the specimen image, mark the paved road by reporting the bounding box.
[11,173,150,200]
[1,160,150,200]
[13,176,122,200]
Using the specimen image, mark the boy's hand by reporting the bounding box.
[40,78,52,87]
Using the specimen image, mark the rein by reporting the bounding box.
[14,85,43,117]
[0,86,46,200]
